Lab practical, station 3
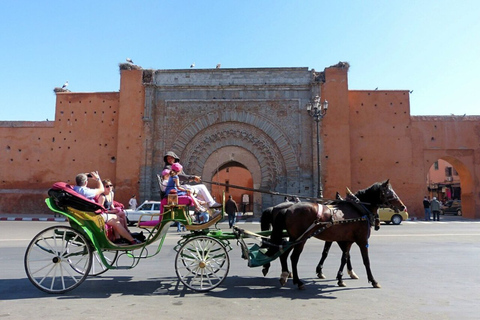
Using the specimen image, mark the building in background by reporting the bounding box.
[428,159,461,202]
[1,62,479,218]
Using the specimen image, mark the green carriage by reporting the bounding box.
[24,183,281,294]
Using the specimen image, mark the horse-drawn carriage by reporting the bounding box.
[24,180,405,293]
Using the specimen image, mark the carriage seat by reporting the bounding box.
[47,182,116,240]
[48,182,106,213]
[137,195,194,228]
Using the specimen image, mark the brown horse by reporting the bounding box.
[269,180,405,289]
[261,194,361,280]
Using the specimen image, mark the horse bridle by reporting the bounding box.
[380,185,402,213]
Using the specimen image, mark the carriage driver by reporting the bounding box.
[163,151,222,209]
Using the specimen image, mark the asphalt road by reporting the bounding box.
[1,218,479,320]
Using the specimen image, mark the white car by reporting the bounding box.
[124,201,161,225]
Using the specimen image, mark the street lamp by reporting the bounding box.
[306,95,328,199]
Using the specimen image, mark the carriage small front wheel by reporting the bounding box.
[24,226,93,294]
[175,236,230,292]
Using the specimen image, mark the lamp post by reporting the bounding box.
[306,95,328,199]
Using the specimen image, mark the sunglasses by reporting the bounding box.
[106,184,113,188]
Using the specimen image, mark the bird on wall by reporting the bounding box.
[216,63,221,69]
[190,63,195,68]
[409,90,414,93]
[62,81,69,89]
[126,58,134,64]
[375,87,378,90]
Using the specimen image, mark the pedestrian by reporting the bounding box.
[430,197,441,221]
[129,195,138,210]
[225,195,238,228]
[423,196,431,221]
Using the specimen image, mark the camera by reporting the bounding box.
[87,173,93,178]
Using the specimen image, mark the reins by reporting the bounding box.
[203,179,373,206]
[202,180,324,202]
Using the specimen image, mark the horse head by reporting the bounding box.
[379,179,405,213]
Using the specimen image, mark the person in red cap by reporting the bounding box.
[165,162,207,213]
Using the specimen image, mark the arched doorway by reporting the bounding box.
[200,146,263,215]
[427,159,461,202]
[211,161,254,214]
[425,154,474,218]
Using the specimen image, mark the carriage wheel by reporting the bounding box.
[24,226,92,294]
[175,236,230,292]
[88,249,118,276]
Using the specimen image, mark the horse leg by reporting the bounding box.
[345,246,359,279]
[290,242,307,290]
[278,246,293,286]
[316,241,333,279]
[358,241,381,288]
[336,242,353,287]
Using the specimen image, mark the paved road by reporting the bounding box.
[1,218,479,320]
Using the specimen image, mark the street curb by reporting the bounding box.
[0,216,259,223]
[0,217,68,222]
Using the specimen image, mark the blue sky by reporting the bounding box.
[1,0,479,121]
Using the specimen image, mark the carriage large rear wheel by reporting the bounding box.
[175,236,230,292]
[24,226,92,293]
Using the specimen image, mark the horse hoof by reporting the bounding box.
[337,281,347,287]
[288,272,293,279]
[348,270,359,279]
[372,282,381,288]
[298,284,306,290]
[317,273,326,279]
[279,271,289,286]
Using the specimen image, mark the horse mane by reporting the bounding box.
[354,181,386,205]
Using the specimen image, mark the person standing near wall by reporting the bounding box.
[225,195,238,228]
[129,195,138,210]
[430,197,441,221]
[423,196,431,221]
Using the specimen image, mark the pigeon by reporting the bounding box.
[190,63,195,68]
[409,90,414,93]
[375,87,378,90]
[126,58,134,64]
[216,63,221,69]
[62,81,69,89]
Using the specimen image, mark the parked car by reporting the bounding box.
[378,207,409,225]
[124,201,161,225]
[441,200,462,215]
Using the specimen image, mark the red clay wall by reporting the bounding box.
[0,91,121,213]
[321,66,480,219]
[113,69,145,204]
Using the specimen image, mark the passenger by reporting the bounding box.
[96,179,131,238]
[159,169,170,197]
[163,151,222,209]
[73,172,141,245]
[165,163,207,213]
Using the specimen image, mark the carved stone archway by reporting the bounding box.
[162,108,301,210]
[203,146,262,212]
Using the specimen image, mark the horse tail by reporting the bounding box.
[260,207,274,231]
[270,208,287,246]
